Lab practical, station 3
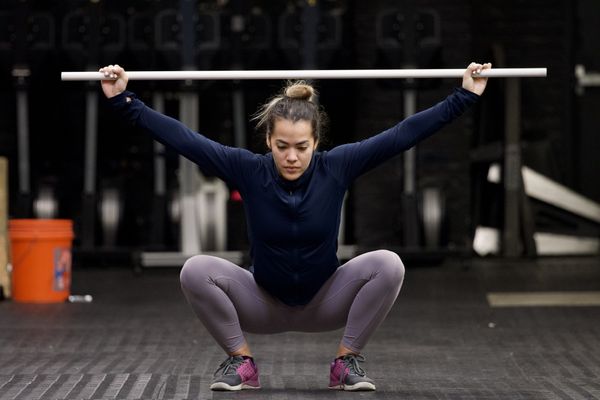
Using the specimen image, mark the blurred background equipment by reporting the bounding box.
[0,157,9,299]
[0,0,598,269]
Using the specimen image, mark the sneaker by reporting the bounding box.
[210,355,261,391]
[328,354,376,391]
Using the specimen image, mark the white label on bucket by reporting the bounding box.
[54,247,72,292]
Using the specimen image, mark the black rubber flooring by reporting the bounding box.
[1,256,599,399]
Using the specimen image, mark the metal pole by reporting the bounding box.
[150,93,167,246]
[15,73,30,197]
[81,87,98,248]
[230,0,247,149]
[302,0,319,70]
[84,91,98,195]
[179,93,201,255]
[502,78,521,257]
[402,88,419,247]
[178,0,201,255]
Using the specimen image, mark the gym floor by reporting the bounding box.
[1,256,599,399]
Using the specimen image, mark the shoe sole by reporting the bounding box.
[328,382,376,391]
[210,382,261,391]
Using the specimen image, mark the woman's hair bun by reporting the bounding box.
[284,81,315,101]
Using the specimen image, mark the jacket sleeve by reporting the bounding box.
[324,87,479,186]
[107,91,261,190]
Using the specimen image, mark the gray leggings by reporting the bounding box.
[179,250,405,354]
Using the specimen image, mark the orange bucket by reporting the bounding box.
[9,219,74,303]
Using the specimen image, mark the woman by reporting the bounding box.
[100,62,490,391]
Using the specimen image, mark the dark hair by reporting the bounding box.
[253,80,327,144]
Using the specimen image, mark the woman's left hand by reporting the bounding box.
[462,62,492,96]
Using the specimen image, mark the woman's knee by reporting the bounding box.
[373,249,405,286]
[180,254,217,290]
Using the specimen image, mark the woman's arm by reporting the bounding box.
[99,65,260,189]
[325,63,490,186]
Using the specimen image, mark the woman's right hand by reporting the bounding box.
[99,64,128,98]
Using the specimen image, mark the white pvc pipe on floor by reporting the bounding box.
[61,68,547,81]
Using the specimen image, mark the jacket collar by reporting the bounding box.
[267,152,317,191]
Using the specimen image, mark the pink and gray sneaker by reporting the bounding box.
[328,354,376,391]
[210,355,261,391]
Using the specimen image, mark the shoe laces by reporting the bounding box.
[214,355,246,377]
[341,354,367,377]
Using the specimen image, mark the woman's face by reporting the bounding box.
[267,118,318,181]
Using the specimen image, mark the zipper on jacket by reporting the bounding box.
[289,188,301,301]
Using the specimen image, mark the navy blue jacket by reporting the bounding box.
[109,88,478,305]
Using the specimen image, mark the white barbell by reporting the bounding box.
[61,68,547,81]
